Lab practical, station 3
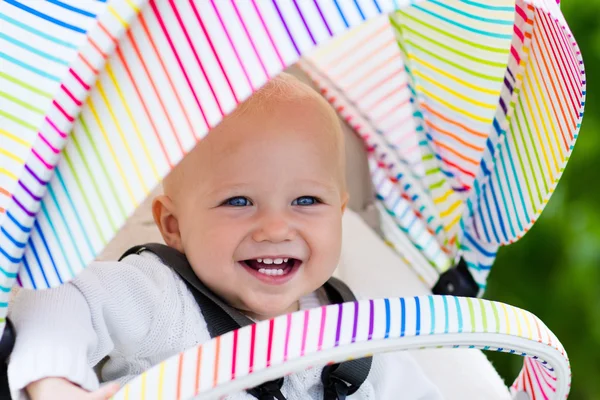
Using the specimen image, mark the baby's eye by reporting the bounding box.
[292,196,320,206]
[223,196,252,207]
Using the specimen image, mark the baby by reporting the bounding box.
[7,73,442,400]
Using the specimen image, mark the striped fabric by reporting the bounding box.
[298,57,453,275]
[0,0,585,398]
[465,0,585,244]
[113,296,571,399]
[0,0,585,292]
[0,0,102,228]
[300,0,585,291]
[0,0,141,292]
[0,0,108,304]
[459,0,586,289]
[301,18,453,274]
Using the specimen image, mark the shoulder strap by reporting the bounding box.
[122,244,284,399]
[322,276,357,304]
[122,244,371,399]
[0,318,15,399]
[321,277,373,400]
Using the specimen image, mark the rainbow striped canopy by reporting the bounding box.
[0,0,585,398]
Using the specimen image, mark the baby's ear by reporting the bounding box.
[152,195,184,252]
[341,191,349,213]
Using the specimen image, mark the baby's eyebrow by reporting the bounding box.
[206,183,250,198]
[206,180,339,197]
[294,179,340,194]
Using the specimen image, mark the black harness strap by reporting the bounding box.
[122,244,372,399]
[121,244,252,337]
[320,278,372,399]
[0,319,15,399]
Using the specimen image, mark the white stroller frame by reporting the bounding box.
[0,0,585,399]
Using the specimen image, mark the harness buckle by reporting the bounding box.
[321,365,355,400]
[432,258,479,297]
[247,377,286,400]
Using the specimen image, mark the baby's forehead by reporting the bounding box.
[165,74,345,195]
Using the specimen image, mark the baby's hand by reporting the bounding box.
[26,377,120,400]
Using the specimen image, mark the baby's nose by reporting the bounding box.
[252,214,295,243]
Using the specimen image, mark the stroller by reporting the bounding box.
[0,0,585,399]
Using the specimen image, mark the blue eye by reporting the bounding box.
[292,196,319,206]
[224,197,252,207]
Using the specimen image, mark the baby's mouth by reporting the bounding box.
[242,258,300,277]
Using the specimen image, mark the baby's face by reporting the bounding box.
[162,95,346,321]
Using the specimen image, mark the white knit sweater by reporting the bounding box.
[8,252,443,400]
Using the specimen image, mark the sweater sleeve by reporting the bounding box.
[7,279,104,400]
[7,255,193,400]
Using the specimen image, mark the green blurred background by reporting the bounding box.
[483,2,600,399]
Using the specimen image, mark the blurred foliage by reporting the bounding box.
[483,2,600,399]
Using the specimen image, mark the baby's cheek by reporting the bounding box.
[185,229,233,275]
[311,219,343,266]
[193,223,235,255]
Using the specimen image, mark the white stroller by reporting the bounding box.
[0,0,585,399]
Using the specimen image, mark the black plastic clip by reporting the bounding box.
[432,258,479,297]
[246,378,286,400]
[0,319,15,398]
[0,319,15,362]
[321,365,354,400]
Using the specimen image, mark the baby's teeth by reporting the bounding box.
[257,258,263,263]
[263,258,273,265]
[284,258,289,262]
[257,268,285,276]
[273,258,283,265]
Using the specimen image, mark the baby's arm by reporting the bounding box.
[8,255,198,400]
[26,378,119,400]
[8,278,112,400]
